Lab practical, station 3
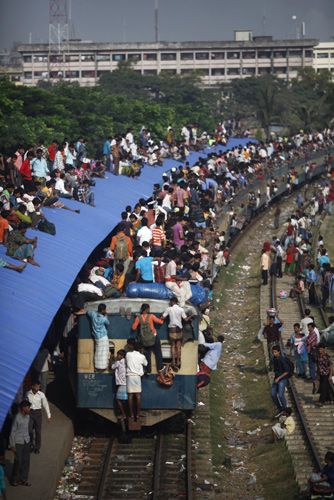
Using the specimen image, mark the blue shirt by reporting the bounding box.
[205,178,218,190]
[103,140,111,155]
[307,269,316,283]
[322,463,334,490]
[135,256,154,281]
[87,311,110,339]
[203,342,222,371]
[318,255,330,271]
[31,157,49,177]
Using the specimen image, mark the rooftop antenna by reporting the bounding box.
[68,0,76,39]
[262,4,266,36]
[49,0,69,81]
[154,0,159,42]
[123,18,126,43]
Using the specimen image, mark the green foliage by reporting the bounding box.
[0,66,333,156]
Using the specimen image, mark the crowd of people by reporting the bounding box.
[1,122,334,493]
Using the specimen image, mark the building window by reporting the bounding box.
[49,54,63,63]
[195,52,209,60]
[23,56,32,63]
[134,70,142,74]
[288,67,301,72]
[180,53,194,60]
[331,53,334,58]
[161,53,177,61]
[143,69,157,75]
[81,54,95,62]
[258,51,271,59]
[317,53,329,58]
[65,54,79,62]
[65,70,80,78]
[181,69,194,75]
[305,50,313,58]
[143,53,157,61]
[289,50,302,57]
[112,54,125,61]
[211,52,225,60]
[96,54,110,61]
[82,70,96,78]
[160,69,177,75]
[11,76,21,82]
[49,71,63,78]
[242,51,255,59]
[258,67,271,75]
[33,71,48,78]
[211,68,225,76]
[242,67,256,76]
[197,68,209,75]
[128,54,141,61]
[227,68,240,75]
[97,70,110,77]
[34,55,48,62]
[273,67,286,74]
[227,52,240,59]
[274,51,286,58]
[24,71,32,79]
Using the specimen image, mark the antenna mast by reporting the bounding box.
[49,0,69,82]
[154,0,159,42]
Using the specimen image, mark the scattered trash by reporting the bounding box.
[197,401,205,406]
[248,474,257,485]
[247,428,261,435]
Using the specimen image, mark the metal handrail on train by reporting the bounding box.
[270,274,323,472]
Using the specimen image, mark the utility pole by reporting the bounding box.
[154,0,159,43]
[49,0,69,82]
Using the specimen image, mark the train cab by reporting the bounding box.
[77,298,199,426]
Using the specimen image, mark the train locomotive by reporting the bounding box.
[77,298,199,427]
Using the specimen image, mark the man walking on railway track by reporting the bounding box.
[263,313,284,371]
[271,345,289,418]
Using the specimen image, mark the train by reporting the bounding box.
[77,298,199,428]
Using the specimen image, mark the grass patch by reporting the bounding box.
[209,241,301,499]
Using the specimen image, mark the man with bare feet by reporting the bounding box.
[125,342,147,421]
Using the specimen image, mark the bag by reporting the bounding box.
[139,315,155,347]
[114,234,128,261]
[311,483,332,496]
[37,219,56,235]
[157,364,175,386]
[280,290,287,298]
[297,342,305,355]
[257,326,265,341]
[310,346,319,363]
[284,356,295,378]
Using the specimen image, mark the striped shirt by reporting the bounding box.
[152,227,165,246]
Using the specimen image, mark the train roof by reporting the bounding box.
[0,138,253,430]
[83,297,198,316]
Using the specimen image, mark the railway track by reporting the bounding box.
[264,212,334,492]
[76,419,193,500]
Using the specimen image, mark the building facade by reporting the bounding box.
[17,35,318,87]
[313,42,334,75]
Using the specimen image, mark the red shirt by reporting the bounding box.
[48,144,56,161]
[20,159,33,180]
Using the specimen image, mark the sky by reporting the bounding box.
[0,0,333,50]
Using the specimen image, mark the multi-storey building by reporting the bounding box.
[17,31,318,87]
[313,42,334,75]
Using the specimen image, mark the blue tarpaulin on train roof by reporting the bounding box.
[0,138,255,429]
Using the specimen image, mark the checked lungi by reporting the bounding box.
[94,336,109,370]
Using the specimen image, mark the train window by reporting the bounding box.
[109,340,115,356]
[161,342,172,362]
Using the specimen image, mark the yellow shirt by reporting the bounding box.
[284,416,295,435]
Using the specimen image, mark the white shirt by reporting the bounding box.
[300,317,313,335]
[126,351,147,377]
[137,226,152,245]
[77,283,103,296]
[89,267,111,287]
[181,126,190,139]
[55,178,68,194]
[163,304,187,328]
[126,132,133,144]
[27,390,51,418]
[130,143,138,157]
